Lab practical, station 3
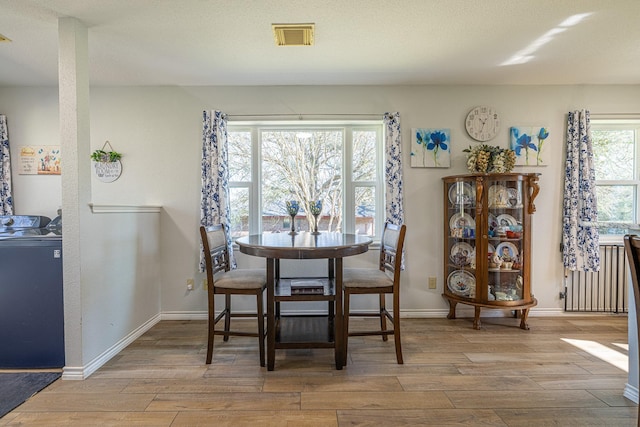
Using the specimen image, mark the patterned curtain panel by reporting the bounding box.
[0,115,13,215]
[562,109,600,272]
[383,112,405,226]
[383,112,405,268]
[200,110,235,272]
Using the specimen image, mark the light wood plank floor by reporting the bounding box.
[2,315,636,426]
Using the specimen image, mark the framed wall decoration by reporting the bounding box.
[510,126,550,166]
[91,141,123,183]
[410,128,450,168]
[19,145,61,175]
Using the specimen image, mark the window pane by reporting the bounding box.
[228,131,252,182]
[596,185,634,222]
[355,186,375,236]
[261,130,343,232]
[592,129,634,180]
[229,187,249,238]
[353,130,376,181]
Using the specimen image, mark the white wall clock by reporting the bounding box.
[466,106,500,142]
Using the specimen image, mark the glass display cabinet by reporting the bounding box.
[442,173,540,330]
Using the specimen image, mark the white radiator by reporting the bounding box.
[564,244,628,313]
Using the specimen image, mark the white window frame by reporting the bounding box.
[227,120,385,240]
[591,118,640,243]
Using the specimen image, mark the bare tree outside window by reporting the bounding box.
[228,131,252,238]
[352,130,377,236]
[262,130,342,232]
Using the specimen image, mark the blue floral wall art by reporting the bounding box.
[510,126,550,166]
[410,128,450,168]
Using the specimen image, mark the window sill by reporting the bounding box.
[599,235,624,245]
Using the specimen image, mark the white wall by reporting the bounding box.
[2,84,640,321]
[0,87,61,217]
[81,209,161,363]
[92,84,640,316]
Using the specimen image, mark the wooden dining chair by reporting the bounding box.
[624,234,640,427]
[343,222,407,364]
[200,224,266,366]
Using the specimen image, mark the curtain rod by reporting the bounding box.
[226,113,386,119]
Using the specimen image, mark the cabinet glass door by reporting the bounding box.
[486,178,524,302]
[446,180,477,299]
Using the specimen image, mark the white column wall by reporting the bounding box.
[58,16,91,376]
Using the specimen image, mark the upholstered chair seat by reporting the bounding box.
[215,270,266,290]
[343,269,393,288]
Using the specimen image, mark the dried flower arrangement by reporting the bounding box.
[463,144,516,174]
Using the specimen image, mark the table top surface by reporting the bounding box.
[236,232,372,259]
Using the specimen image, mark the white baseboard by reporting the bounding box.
[399,309,450,318]
[400,307,568,318]
[61,314,161,380]
[60,366,85,381]
[161,311,207,320]
[624,382,639,404]
[162,307,573,320]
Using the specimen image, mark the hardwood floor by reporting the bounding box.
[1,315,636,426]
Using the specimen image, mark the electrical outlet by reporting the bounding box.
[428,276,437,289]
[186,278,194,291]
[202,278,208,291]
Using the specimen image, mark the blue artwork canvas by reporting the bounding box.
[510,126,550,166]
[410,128,450,168]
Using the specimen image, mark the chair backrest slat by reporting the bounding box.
[200,225,231,285]
[379,223,406,285]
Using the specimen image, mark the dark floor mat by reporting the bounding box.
[0,372,61,418]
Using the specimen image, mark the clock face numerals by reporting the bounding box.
[466,106,500,142]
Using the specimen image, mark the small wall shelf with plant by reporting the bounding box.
[91,140,123,183]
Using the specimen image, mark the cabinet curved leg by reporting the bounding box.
[519,308,531,330]
[446,299,458,319]
[473,306,482,330]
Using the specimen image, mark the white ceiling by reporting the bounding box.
[0,0,639,87]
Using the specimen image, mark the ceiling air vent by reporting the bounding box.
[0,33,11,42]
[272,23,314,46]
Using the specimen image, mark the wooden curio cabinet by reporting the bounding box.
[442,173,540,330]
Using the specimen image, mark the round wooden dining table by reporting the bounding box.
[236,231,372,370]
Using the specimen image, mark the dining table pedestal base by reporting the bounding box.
[236,232,372,371]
